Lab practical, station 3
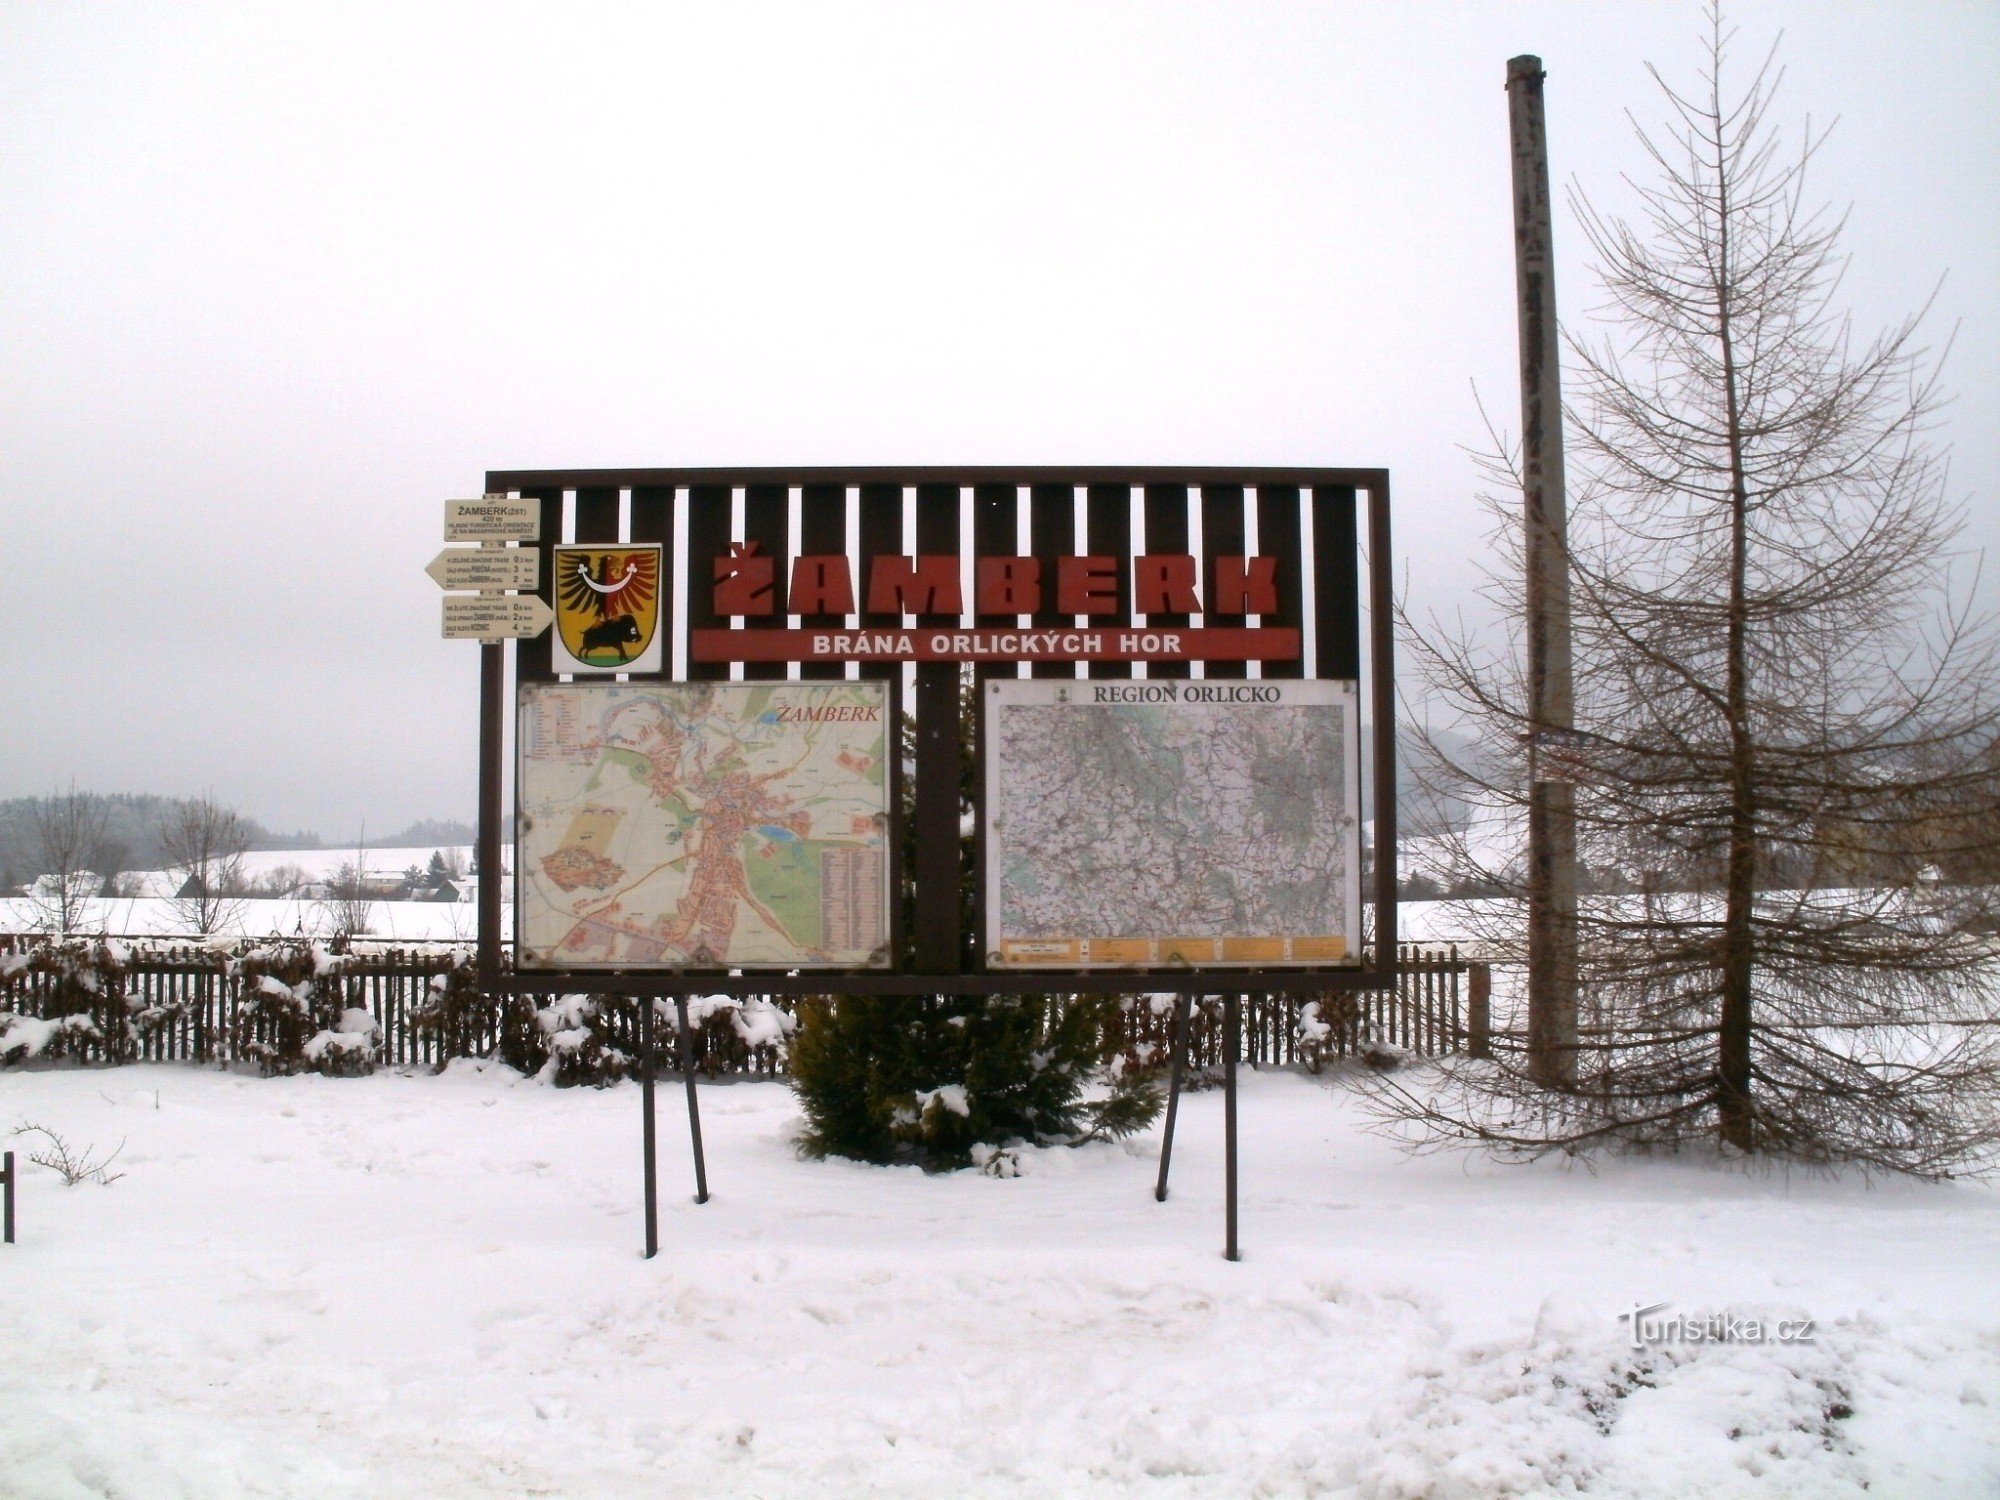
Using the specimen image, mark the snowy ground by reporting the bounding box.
[2,1064,1997,1499]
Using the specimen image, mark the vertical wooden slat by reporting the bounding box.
[1202,483,1247,680]
[1450,945,1463,1052]
[1255,483,1304,680]
[1142,482,1192,680]
[855,482,902,685]
[913,481,961,972]
[796,482,847,682]
[630,484,676,682]
[684,483,731,683]
[517,485,564,684]
[1029,481,1073,680]
[1313,486,1361,681]
[971,482,1019,691]
[573,485,618,545]
[1084,481,1132,680]
[741,481,789,681]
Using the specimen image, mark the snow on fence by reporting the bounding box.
[0,936,1481,1076]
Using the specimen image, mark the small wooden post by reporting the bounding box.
[1223,995,1241,1262]
[1468,963,1493,1059]
[641,998,659,1258]
[1154,995,1191,1202]
[674,997,711,1204]
[3,1150,14,1244]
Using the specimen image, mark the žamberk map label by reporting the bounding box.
[443,495,541,542]
[983,676,1362,969]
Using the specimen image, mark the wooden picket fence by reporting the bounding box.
[0,937,1482,1074]
[1105,947,1483,1073]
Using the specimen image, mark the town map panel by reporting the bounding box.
[518,681,891,970]
[984,677,1360,968]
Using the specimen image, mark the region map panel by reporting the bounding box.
[518,681,891,970]
[984,677,1361,969]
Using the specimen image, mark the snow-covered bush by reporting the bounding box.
[1295,994,1364,1075]
[685,994,798,1075]
[788,994,1163,1170]
[231,941,379,1077]
[0,939,140,1065]
[533,994,632,1087]
[410,951,516,1070]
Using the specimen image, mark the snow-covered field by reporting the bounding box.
[3,1063,1997,1498]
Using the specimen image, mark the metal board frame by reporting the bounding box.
[473,466,1396,998]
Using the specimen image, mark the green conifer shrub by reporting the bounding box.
[788,993,1163,1169]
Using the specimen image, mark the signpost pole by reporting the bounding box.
[3,1150,13,1244]
[476,641,504,986]
[1223,995,1241,1261]
[641,998,659,1259]
[1154,994,1191,1202]
[674,997,711,1204]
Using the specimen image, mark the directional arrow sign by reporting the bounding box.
[443,594,554,640]
[426,547,540,592]
[444,495,541,542]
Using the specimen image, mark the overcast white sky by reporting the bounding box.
[3,2,1995,840]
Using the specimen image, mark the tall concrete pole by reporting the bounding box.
[1507,55,1578,1087]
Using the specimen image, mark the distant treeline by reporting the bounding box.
[0,795,472,886]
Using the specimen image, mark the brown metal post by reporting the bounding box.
[1223,995,1240,1261]
[1154,994,1190,1202]
[641,998,658,1258]
[674,996,710,1204]
[476,640,504,986]
[1508,56,1579,1088]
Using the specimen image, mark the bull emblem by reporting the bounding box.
[553,545,662,672]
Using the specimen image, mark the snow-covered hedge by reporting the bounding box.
[231,942,382,1077]
[0,939,151,1065]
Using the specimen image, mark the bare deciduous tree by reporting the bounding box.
[324,830,375,941]
[157,793,251,937]
[1392,9,2000,1176]
[28,783,111,937]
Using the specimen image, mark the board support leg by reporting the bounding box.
[1224,994,1241,1262]
[641,998,659,1259]
[1154,994,1191,1202]
[675,996,711,1204]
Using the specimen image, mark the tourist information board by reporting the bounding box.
[984,678,1360,968]
[517,680,891,970]
[465,467,1395,996]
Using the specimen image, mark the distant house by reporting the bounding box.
[27,870,112,901]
